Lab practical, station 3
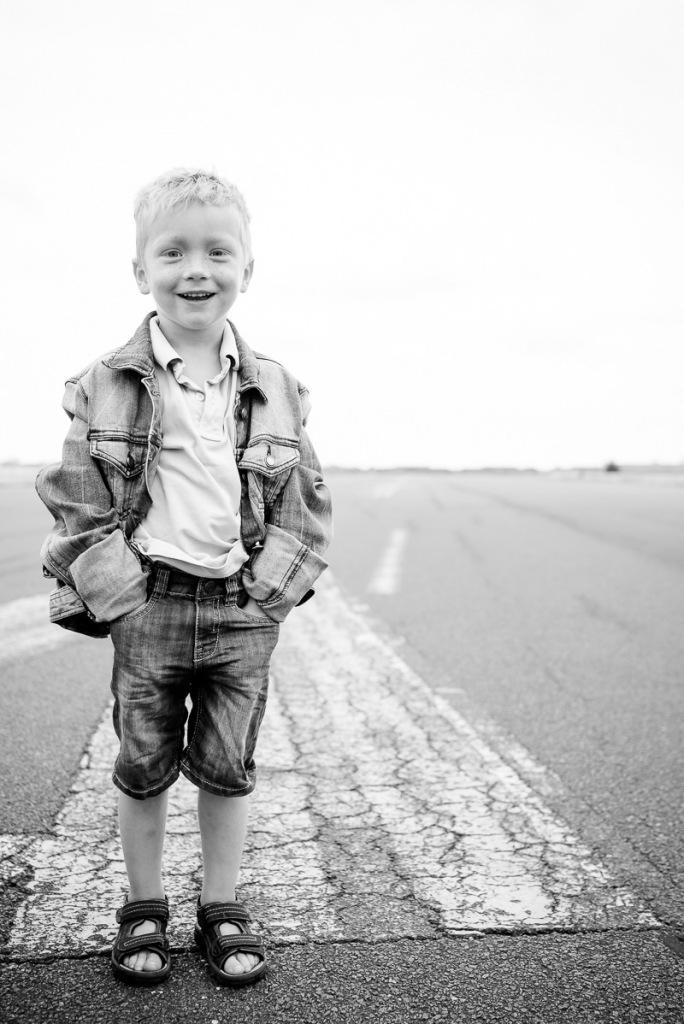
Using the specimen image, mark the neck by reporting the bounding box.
[156,315,224,358]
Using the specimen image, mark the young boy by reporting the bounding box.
[36,168,332,986]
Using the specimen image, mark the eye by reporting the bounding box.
[163,248,182,258]
[210,248,230,258]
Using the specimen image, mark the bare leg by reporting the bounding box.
[197,790,258,976]
[118,790,168,972]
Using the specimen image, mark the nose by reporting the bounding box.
[183,255,209,279]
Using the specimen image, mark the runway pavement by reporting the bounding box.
[1,471,683,1022]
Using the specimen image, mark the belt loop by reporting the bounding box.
[150,564,169,598]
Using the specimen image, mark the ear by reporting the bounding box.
[240,259,254,294]
[132,258,151,295]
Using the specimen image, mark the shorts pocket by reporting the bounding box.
[112,587,160,626]
[233,604,280,629]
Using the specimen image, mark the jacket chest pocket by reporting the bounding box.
[89,433,147,506]
[238,440,299,506]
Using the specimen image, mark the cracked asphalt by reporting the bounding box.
[1,472,683,1022]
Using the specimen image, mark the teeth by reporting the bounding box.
[181,292,212,299]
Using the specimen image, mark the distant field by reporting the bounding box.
[2,463,683,486]
[0,465,43,485]
[325,465,684,487]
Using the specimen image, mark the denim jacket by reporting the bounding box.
[36,312,332,635]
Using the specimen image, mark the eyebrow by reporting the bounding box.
[154,235,237,249]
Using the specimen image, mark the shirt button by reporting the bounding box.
[195,393,205,402]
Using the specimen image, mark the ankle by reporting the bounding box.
[127,887,166,903]
[199,890,235,906]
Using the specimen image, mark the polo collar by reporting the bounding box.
[148,317,239,376]
[103,312,267,401]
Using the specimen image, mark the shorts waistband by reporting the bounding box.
[147,561,248,604]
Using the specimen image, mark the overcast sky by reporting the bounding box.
[3,0,682,470]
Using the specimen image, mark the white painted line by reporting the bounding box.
[3,684,340,956]
[2,575,656,957]
[239,679,343,942]
[274,579,656,935]
[367,527,408,594]
[0,594,75,665]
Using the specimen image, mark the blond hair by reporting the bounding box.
[134,167,252,263]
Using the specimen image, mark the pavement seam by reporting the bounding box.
[0,923,670,966]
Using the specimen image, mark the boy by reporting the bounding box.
[36,169,332,986]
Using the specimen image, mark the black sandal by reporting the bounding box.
[111,897,171,985]
[194,899,266,986]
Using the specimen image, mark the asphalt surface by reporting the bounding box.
[325,471,684,924]
[1,470,683,1022]
[2,934,683,1024]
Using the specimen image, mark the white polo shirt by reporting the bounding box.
[131,317,249,578]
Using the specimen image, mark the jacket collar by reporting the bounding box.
[103,311,267,401]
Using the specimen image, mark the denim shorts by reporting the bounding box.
[109,562,280,800]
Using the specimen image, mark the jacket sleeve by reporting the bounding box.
[36,378,148,624]
[241,424,333,621]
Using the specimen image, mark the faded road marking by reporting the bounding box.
[2,577,656,957]
[367,527,408,594]
[0,594,74,665]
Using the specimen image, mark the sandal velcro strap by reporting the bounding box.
[214,934,264,955]
[199,901,251,926]
[117,933,169,953]
[116,898,169,925]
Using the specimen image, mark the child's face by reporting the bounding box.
[133,202,253,341]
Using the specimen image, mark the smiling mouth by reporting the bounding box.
[178,292,215,302]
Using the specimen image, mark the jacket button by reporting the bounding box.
[126,453,135,471]
[239,407,248,419]
[266,455,275,467]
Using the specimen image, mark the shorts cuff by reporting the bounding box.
[180,762,255,797]
[111,766,180,800]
